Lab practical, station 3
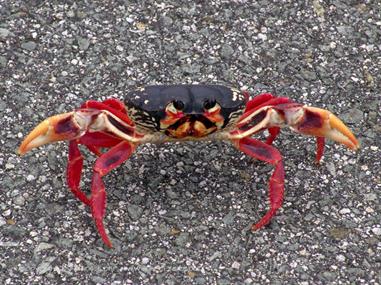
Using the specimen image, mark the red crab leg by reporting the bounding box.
[81,100,133,125]
[67,132,124,206]
[90,141,136,247]
[315,137,325,163]
[234,137,285,230]
[266,127,281,145]
[79,132,125,156]
[65,100,132,205]
[67,141,91,205]
[245,93,274,112]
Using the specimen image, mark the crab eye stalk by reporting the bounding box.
[203,99,220,113]
[166,100,185,115]
[173,100,185,111]
[203,99,216,109]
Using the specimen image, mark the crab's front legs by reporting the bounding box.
[233,103,359,162]
[234,137,285,230]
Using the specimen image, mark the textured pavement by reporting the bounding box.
[1,1,380,284]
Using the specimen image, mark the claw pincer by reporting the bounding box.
[18,112,79,155]
[18,85,359,247]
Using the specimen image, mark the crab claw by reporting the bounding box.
[288,106,360,150]
[18,112,89,155]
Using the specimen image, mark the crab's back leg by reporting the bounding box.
[233,137,285,230]
[90,141,136,247]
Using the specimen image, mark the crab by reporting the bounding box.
[18,84,359,247]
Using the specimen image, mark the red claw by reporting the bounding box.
[18,112,80,155]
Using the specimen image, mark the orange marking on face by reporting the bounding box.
[164,116,218,139]
[193,120,217,137]
[203,110,224,128]
[160,111,183,128]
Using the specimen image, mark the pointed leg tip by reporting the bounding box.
[100,232,113,248]
[104,238,113,248]
[251,224,259,232]
[95,219,113,248]
[251,220,267,232]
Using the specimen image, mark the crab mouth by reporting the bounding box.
[165,114,217,138]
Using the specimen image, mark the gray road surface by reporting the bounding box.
[1,1,380,284]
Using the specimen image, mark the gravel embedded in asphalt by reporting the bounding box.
[1,1,380,284]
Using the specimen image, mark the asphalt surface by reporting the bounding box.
[1,1,380,284]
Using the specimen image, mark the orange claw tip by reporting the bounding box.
[302,107,360,151]
[18,118,52,156]
[329,113,360,151]
[17,112,79,156]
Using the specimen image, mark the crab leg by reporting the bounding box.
[67,132,126,206]
[245,93,275,112]
[266,127,281,145]
[90,141,136,247]
[67,141,91,205]
[231,103,359,162]
[234,137,285,230]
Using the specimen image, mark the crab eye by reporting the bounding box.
[173,100,184,111]
[203,99,219,112]
[166,100,184,114]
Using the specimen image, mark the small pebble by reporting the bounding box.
[2,209,11,217]
[371,227,381,236]
[339,208,351,215]
[26,174,35,181]
[231,261,240,270]
[5,163,14,170]
[176,161,184,168]
[13,196,25,206]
